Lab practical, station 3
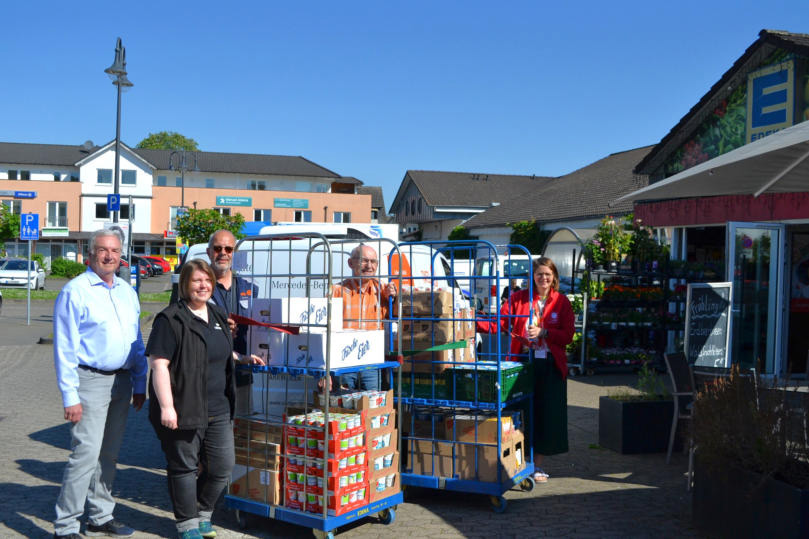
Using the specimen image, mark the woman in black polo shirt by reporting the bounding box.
[146,259,263,539]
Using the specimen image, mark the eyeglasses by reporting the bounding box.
[212,245,234,254]
[353,257,378,266]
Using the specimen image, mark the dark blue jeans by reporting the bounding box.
[155,415,235,525]
[340,369,380,391]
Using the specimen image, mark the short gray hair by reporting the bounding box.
[89,228,123,255]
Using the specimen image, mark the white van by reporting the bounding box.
[473,248,536,315]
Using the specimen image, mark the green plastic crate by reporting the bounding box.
[399,372,450,399]
[445,361,533,403]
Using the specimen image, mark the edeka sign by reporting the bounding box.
[215,196,252,207]
[747,60,794,143]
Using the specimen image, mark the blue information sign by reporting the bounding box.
[14,191,36,199]
[20,213,39,240]
[107,194,121,212]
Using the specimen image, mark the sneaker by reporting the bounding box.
[54,533,83,539]
[85,519,134,537]
[179,529,203,539]
[198,520,217,538]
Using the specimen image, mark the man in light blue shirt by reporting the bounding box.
[52,229,148,539]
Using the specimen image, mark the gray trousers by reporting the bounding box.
[54,369,132,535]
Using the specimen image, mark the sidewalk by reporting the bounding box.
[0,303,703,538]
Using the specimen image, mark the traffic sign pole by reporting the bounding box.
[19,213,40,326]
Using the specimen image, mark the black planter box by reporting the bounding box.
[598,396,674,454]
[693,458,809,539]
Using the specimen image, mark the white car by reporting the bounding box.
[0,259,46,289]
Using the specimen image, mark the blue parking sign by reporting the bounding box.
[20,213,39,240]
[107,194,121,212]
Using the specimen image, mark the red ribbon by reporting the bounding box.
[229,313,301,335]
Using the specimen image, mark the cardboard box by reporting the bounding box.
[233,436,282,469]
[249,374,314,419]
[369,469,399,503]
[396,290,455,317]
[400,338,475,373]
[268,329,385,369]
[229,464,281,504]
[406,431,525,482]
[251,297,342,328]
[401,408,446,439]
[234,416,284,444]
[443,414,515,444]
[401,319,463,343]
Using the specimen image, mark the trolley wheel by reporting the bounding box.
[234,509,250,530]
[586,368,595,376]
[519,476,536,492]
[490,495,508,513]
[568,367,579,377]
[378,507,396,525]
[312,530,334,539]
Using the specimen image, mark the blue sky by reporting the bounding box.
[2,1,806,211]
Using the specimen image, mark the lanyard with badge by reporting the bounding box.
[532,296,547,358]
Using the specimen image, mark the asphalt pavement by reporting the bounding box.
[0,273,704,538]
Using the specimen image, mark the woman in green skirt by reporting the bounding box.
[477,257,575,482]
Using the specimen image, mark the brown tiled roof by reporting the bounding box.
[464,145,654,228]
[357,186,385,208]
[391,170,550,211]
[635,29,809,176]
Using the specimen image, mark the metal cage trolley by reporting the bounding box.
[224,232,403,538]
[395,240,536,513]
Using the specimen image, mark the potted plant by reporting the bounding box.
[691,367,809,538]
[598,361,676,454]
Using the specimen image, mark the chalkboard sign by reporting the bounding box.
[684,282,732,369]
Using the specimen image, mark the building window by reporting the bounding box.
[120,203,134,220]
[249,180,266,191]
[121,169,136,185]
[95,203,109,219]
[418,199,422,214]
[1,199,22,215]
[411,200,415,215]
[205,178,215,188]
[53,173,60,182]
[214,207,231,216]
[97,169,112,184]
[47,202,67,227]
[157,175,167,186]
[333,212,351,223]
[371,209,379,221]
[175,176,182,187]
[170,206,183,230]
[7,170,17,180]
[70,175,79,182]
[254,209,272,221]
[20,170,30,180]
[133,241,146,254]
[294,210,312,222]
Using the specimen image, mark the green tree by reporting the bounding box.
[447,225,477,259]
[509,220,548,254]
[136,131,199,151]
[175,209,245,246]
[0,204,21,255]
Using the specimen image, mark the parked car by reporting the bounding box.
[143,255,171,273]
[0,259,46,289]
[135,258,151,278]
[0,287,3,315]
[133,255,163,275]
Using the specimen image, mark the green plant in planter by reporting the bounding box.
[608,361,668,401]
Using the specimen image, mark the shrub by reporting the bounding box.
[51,258,86,278]
[693,366,809,488]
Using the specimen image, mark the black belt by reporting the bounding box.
[78,364,128,376]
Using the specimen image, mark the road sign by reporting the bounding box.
[20,213,39,240]
[107,194,121,212]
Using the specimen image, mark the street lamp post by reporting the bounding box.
[104,38,133,224]
[169,150,199,210]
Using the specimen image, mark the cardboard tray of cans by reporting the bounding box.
[284,452,368,477]
[315,389,393,415]
[285,481,370,517]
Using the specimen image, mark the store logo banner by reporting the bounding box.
[746,60,794,143]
